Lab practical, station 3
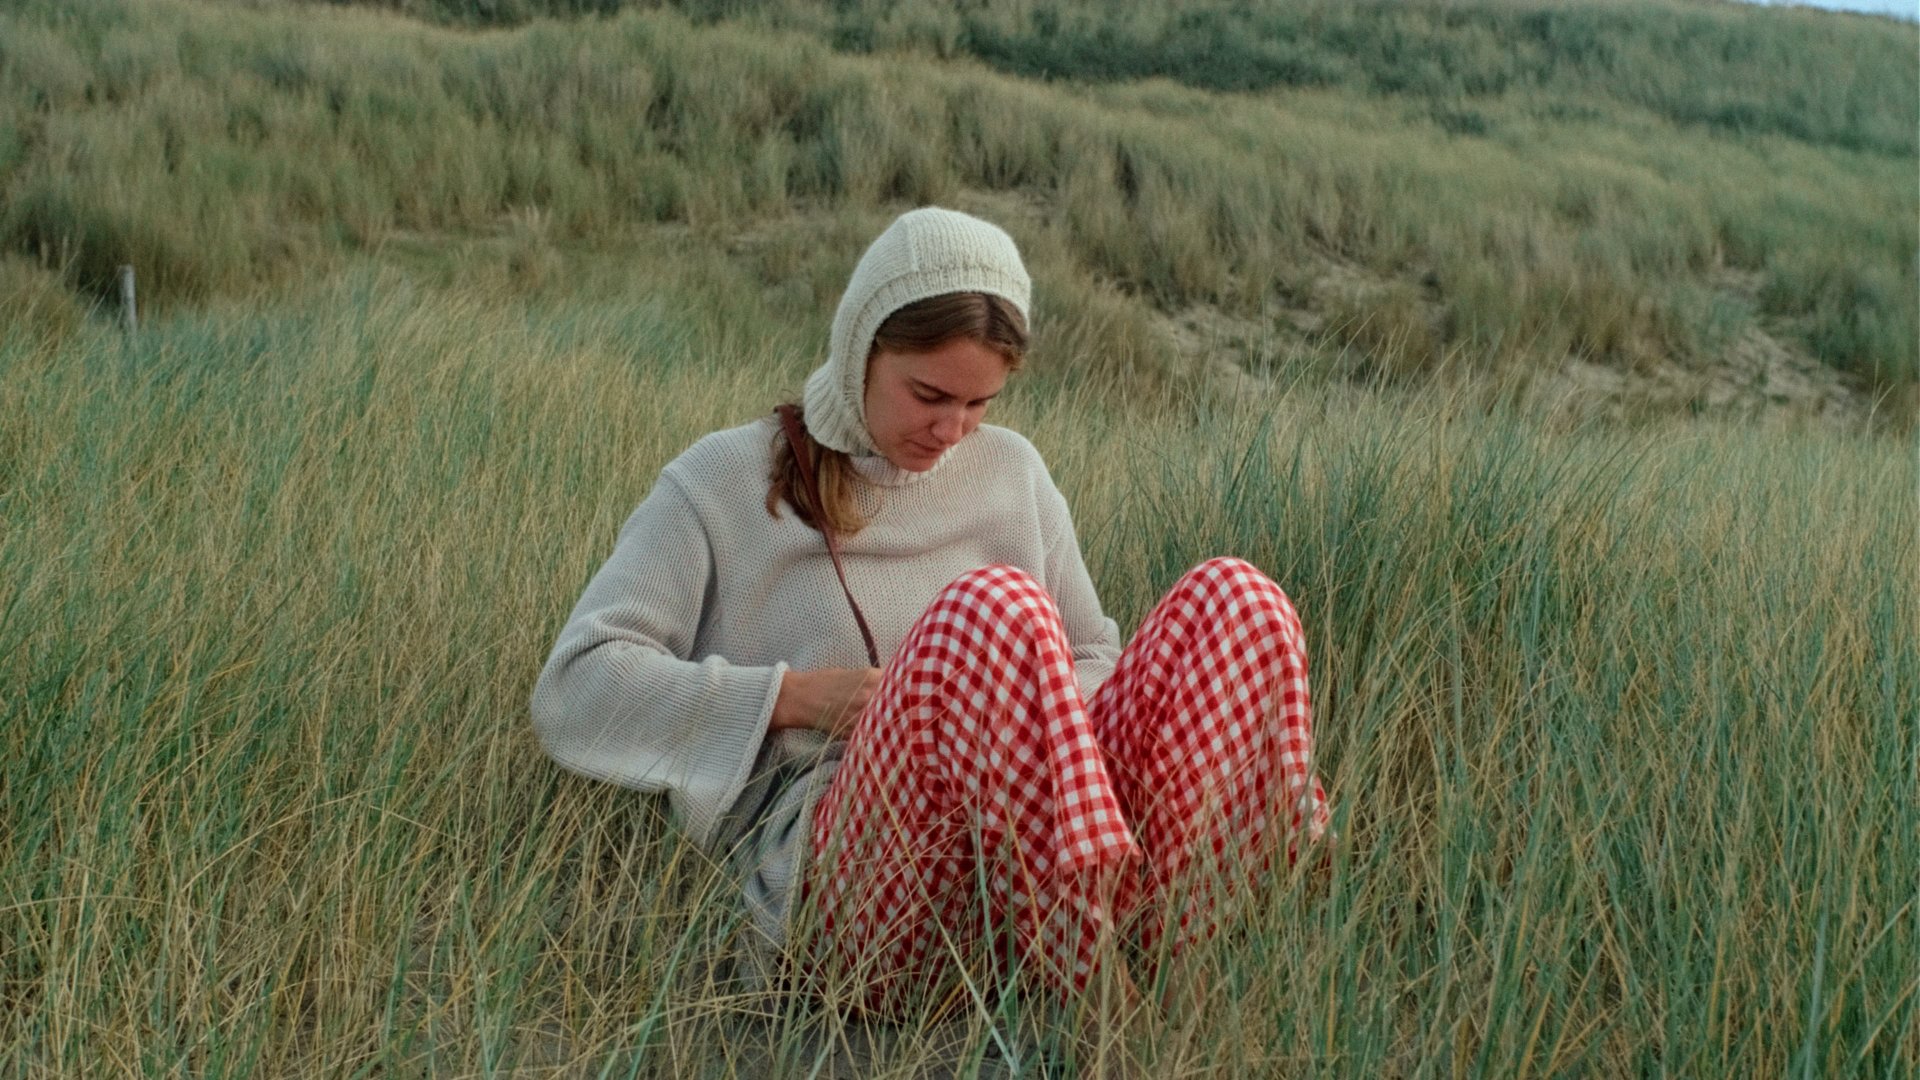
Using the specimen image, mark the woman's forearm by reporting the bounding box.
[771,666,879,736]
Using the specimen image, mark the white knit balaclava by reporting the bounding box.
[802,207,1032,456]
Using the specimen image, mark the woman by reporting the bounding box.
[531,207,1330,1013]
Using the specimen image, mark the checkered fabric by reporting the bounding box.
[806,558,1330,1010]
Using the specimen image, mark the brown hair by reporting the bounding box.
[768,291,1028,535]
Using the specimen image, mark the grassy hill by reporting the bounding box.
[2,0,1915,405]
[2,1,1916,1076]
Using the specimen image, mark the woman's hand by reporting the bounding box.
[771,667,880,737]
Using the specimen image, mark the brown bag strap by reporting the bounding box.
[775,405,881,669]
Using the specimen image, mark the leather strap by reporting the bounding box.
[776,404,881,668]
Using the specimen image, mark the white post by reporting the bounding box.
[118,265,137,336]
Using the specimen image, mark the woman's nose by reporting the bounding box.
[932,409,965,444]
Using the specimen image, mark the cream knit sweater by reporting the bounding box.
[530,416,1121,952]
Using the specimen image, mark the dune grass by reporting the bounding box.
[3,271,1914,1075]
[667,0,1918,154]
[3,0,1917,1073]
[2,0,1914,392]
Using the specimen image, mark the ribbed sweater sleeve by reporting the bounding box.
[529,472,785,851]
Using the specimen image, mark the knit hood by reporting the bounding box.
[802,207,1032,456]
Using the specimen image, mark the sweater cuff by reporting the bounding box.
[725,658,789,799]
[754,661,789,746]
[675,658,789,851]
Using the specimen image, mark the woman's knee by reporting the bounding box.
[1179,557,1295,613]
[1157,558,1308,675]
[921,566,1085,754]
[932,565,1064,635]
[906,566,1074,725]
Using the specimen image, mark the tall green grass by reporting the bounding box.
[3,0,1916,1071]
[668,0,1918,156]
[3,274,1913,1075]
[2,0,1914,391]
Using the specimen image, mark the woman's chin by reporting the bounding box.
[886,444,947,471]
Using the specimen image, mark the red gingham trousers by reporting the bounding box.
[806,558,1331,1009]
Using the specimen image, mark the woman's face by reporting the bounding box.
[863,337,1011,472]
